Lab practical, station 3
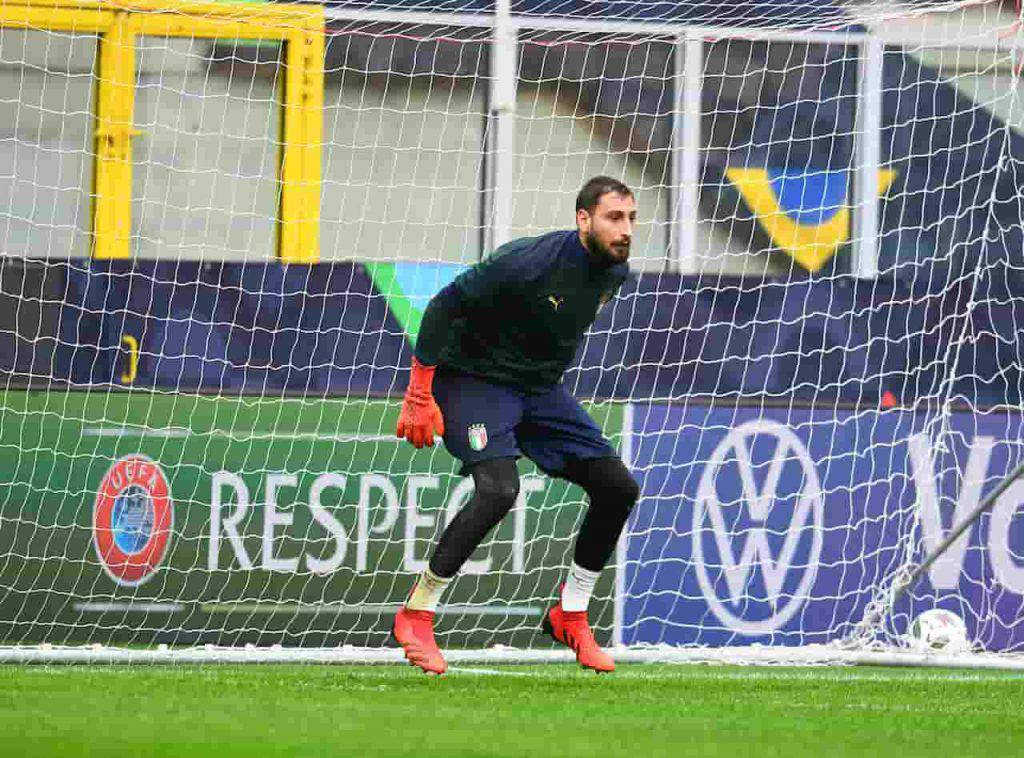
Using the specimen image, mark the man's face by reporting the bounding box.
[577,192,636,265]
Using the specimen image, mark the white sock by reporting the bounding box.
[406,568,452,612]
[561,563,601,612]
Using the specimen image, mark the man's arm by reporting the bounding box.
[414,282,464,367]
[396,247,526,448]
[413,247,528,365]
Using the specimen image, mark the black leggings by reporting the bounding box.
[428,456,640,578]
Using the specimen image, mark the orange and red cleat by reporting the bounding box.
[543,600,615,673]
[392,607,447,675]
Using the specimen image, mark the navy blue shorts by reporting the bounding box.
[432,367,618,477]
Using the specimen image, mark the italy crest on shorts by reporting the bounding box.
[92,455,173,586]
[468,423,488,451]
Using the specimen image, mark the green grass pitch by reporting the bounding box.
[2,664,1024,757]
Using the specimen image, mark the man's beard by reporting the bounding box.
[585,231,629,265]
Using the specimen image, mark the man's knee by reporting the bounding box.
[566,457,639,511]
[602,459,640,511]
[470,457,520,514]
[617,468,641,509]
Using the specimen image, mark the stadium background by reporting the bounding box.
[2,0,1024,653]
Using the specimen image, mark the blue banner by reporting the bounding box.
[25,259,1018,407]
[623,403,1024,652]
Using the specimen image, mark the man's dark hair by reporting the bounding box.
[575,176,633,213]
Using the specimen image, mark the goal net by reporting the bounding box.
[2,0,1024,665]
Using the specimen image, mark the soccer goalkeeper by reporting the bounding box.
[393,176,640,675]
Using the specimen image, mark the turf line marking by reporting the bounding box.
[606,667,1024,683]
[73,602,185,613]
[198,602,542,617]
[81,427,421,444]
[447,667,547,677]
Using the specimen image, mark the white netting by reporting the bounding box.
[1,0,1024,665]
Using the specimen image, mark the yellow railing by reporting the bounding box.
[0,0,323,263]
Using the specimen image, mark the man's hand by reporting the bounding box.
[396,357,446,448]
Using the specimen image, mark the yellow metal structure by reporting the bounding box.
[94,13,137,260]
[0,0,324,262]
[120,334,139,383]
[279,27,324,264]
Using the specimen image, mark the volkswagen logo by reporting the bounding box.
[693,419,823,634]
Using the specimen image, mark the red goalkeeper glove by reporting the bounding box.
[396,357,445,449]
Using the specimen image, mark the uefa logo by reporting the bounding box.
[692,419,824,635]
[92,455,174,586]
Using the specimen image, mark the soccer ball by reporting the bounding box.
[907,608,971,653]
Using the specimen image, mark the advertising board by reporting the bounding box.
[623,403,1024,651]
[0,390,621,647]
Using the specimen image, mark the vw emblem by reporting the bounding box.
[693,419,823,635]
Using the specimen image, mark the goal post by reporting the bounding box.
[3,0,1024,667]
[0,0,323,261]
